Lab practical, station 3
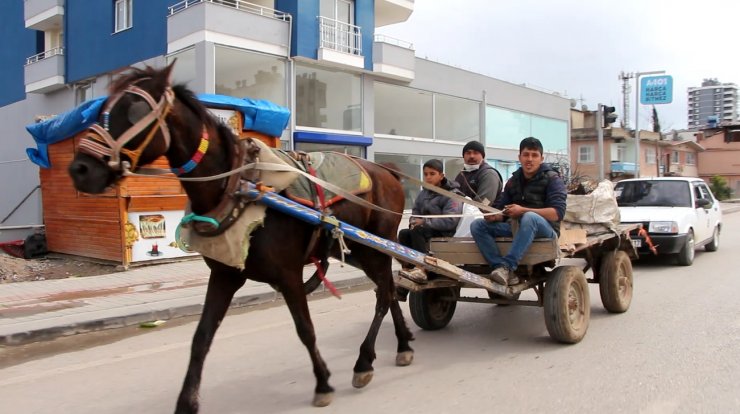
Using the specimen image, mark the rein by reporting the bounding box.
[126,158,503,219]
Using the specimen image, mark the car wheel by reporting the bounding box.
[676,230,695,266]
[705,226,720,252]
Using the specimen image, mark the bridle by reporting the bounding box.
[78,80,174,172]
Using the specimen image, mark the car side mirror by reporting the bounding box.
[695,198,711,209]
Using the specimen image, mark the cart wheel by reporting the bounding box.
[487,291,521,306]
[599,250,633,313]
[409,287,458,330]
[544,266,590,344]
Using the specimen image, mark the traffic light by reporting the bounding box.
[602,105,618,128]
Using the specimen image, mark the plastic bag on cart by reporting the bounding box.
[453,198,484,237]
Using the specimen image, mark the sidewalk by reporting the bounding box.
[0,258,389,346]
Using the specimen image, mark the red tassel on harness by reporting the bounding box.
[311,257,341,299]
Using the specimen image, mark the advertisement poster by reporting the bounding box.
[127,210,198,262]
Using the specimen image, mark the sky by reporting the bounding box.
[376,0,740,131]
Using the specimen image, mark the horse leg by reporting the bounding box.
[389,299,415,366]
[175,263,246,414]
[279,278,335,407]
[350,248,415,388]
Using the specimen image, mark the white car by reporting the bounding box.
[614,177,722,266]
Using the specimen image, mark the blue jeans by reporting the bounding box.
[470,212,557,270]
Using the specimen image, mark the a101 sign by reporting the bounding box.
[640,75,673,105]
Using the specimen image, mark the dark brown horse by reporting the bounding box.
[67,63,414,412]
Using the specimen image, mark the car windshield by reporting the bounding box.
[614,180,691,207]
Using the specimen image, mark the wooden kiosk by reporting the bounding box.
[35,99,285,266]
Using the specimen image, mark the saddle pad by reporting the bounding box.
[274,151,372,208]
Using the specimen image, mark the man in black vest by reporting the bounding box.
[455,140,503,209]
[470,137,567,285]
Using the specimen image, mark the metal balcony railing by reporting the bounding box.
[373,34,413,49]
[168,0,290,21]
[319,16,362,55]
[25,47,64,65]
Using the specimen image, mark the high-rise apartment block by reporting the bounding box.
[687,79,739,129]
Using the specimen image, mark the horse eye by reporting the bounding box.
[127,101,150,124]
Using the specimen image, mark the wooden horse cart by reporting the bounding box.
[398,224,640,344]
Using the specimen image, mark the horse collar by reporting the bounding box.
[172,128,210,176]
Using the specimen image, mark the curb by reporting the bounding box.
[0,276,373,346]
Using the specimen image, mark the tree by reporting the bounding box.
[652,105,661,133]
[709,175,732,201]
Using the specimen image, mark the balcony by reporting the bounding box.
[372,34,415,81]
[167,0,291,56]
[25,47,65,93]
[375,0,414,27]
[610,161,637,174]
[317,16,364,70]
[25,0,64,31]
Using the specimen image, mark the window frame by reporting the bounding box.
[114,0,133,34]
[578,145,594,163]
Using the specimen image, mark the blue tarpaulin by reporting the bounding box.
[25,94,291,168]
[197,94,290,137]
[25,97,106,168]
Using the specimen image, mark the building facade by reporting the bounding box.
[1,0,571,243]
[696,126,740,198]
[687,78,739,129]
[570,109,701,181]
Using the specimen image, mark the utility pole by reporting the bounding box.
[619,71,634,128]
[634,70,665,178]
[597,105,604,180]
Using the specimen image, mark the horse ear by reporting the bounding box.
[163,58,177,85]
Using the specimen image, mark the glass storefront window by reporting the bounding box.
[295,64,361,131]
[374,153,463,209]
[374,82,433,138]
[486,106,568,154]
[167,47,196,89]
[435,94,480,142]
[374,153,422,209]
[531,116,568,154]
[295,142,365,157]
[215,45,287,106]
[486,106,530,149]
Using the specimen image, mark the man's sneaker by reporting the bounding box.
[399,267,428,284]
[488,266,519,286]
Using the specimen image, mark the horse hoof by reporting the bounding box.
[313,392,333,407]
[352,371,374,388]
[395,351,414,366]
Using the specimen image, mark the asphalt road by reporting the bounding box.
[1,214,739,413]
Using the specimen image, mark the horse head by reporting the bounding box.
[68,63,177,194]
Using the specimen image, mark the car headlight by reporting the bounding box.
[649,221,678,233]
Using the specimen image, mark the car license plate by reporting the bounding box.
[631,239,642,248]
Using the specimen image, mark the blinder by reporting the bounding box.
[78,82,174,172]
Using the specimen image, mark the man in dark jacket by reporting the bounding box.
[455,140,503,209]
[398,159,463,284]
[470,137,567,285]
